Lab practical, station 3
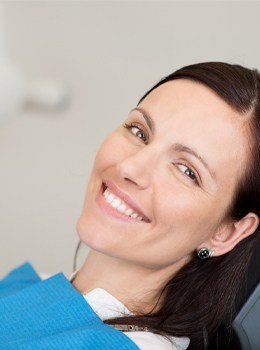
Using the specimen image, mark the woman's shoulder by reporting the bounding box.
[124,331,190,350]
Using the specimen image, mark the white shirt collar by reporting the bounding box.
[69,270,190,349]
[82,287,134,320]
[69,269,134,319]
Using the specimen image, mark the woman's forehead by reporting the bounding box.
[139,79,239,118]
[137,80,248,141]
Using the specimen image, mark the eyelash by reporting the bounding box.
[123,122,200,186]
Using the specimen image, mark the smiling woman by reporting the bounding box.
[73,62,260,350]
[1,61,259,350]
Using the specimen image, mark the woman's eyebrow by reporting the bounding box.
[129,107,217,182]
[130,107,155,132]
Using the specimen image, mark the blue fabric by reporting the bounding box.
[0,262,140,349]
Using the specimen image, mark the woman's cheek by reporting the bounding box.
[95,133,132,170]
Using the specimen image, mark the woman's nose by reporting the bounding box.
[116,145,160,189]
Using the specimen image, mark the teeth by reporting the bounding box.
[117,203,127,213]
[103,187,144,221]
[107,193,114,203]
[125,208,134,215]
[110,198,121,209]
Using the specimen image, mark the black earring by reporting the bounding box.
[197,247,214,260]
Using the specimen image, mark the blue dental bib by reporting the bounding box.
[0,262,139,349]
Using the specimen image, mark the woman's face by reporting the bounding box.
[76,79,250,270]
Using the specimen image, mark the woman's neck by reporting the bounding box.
[71,249,188,315]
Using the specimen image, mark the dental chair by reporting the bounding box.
[208,243,260,350]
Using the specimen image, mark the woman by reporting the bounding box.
[1,61,260,350]
[71,61,260,349]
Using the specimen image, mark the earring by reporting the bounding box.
[197,247,214,260]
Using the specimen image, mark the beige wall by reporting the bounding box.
[1,1,260,278]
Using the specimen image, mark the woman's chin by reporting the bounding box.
[75,213,119,253]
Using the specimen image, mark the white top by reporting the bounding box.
[39,271,190,350]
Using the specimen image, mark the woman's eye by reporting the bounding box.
[175,163,200,186]
[123,122,148,144]
[123,122,200,186]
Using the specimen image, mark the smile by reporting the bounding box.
[103,187,144,221]
[95,182,150,223]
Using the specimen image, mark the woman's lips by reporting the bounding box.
[95,182,150,223]
[103,179,150,222]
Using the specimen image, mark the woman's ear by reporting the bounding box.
[204,212,259,257]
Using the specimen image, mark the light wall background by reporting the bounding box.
[0,1,260,278]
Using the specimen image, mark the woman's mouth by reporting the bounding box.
[95,182,150,223]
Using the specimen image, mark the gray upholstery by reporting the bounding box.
[232,281,260,350]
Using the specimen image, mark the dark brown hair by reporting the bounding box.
[73,62,260,349]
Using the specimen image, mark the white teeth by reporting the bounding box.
[107,193,114,203]
[110,198,121,209]
[117,203,127,213]
[125,208,134,215]
[103,186,144,221]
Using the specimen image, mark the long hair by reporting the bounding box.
[73,62,260,349]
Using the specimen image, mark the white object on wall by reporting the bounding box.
[0,58,25,122]
[0,57,69,123]
[0,4,68,123]
[25,78,69,110]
